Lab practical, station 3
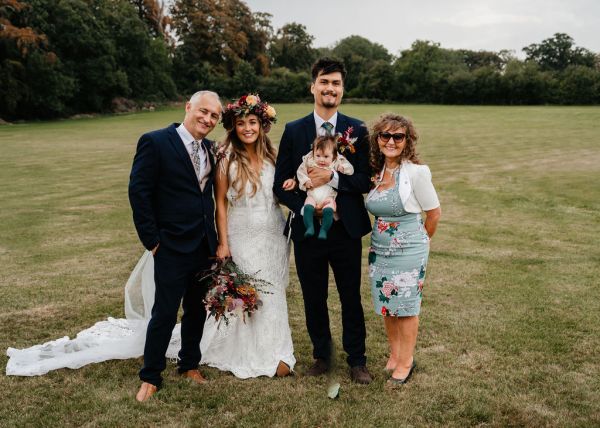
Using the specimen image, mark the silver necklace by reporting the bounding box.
[385,164,400,174]
[375,164,400,186]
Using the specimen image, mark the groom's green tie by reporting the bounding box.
[321,121,334,136]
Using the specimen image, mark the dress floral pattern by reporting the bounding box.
[366,170,430,317]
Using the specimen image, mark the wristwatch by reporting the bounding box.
[330,171,334,181]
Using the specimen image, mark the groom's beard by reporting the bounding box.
[321,91,339,108]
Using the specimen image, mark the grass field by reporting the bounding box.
[1,104,599,427]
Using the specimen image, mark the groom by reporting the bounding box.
[128,90,221,401]
[273,58,373,383]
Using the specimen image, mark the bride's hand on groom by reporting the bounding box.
[282,178,296,191]
[216,243,231,260]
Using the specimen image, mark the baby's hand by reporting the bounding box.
[305,179,313,189]
[336,165,345,173]
[282,178,296,191]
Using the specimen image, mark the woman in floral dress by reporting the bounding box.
[365,113,441,386]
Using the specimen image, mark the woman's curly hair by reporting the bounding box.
[369,113,420,183]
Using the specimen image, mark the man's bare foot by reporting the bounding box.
[181,369,208,385]
[135,382,158,402]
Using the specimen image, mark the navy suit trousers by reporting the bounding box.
[139,240,211,387]
[293,220,367,367]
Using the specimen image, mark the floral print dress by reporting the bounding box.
[366,170,430,317]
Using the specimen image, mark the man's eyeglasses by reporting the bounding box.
[378,132,406,143]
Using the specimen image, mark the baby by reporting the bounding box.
[283,135,354,240]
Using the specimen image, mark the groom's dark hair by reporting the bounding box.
[311,57,347,82]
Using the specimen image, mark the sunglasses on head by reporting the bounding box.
[378,132,406,143]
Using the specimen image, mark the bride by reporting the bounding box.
[201,94,295,377]
[6,94,296,379]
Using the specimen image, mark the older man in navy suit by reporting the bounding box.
[129,91,222,401]
[274,58,373,384]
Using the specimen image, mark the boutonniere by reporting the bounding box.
[335,126,358,154]
[210,142,230,175]
[210,143,228,163]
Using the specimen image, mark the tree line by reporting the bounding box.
[2,0,599,120]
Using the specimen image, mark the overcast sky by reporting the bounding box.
[245,0,600,57]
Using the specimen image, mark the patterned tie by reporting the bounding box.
[191,139,211,191]
[190,140,203,180]
[321,121,334,136]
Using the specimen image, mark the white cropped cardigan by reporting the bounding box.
[373,161,440,213]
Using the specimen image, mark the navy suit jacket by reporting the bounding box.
[128,123,217,254]
[273,112,372,242]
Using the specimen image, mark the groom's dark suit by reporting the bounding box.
[129,123,217,387]
[273,113,371,367]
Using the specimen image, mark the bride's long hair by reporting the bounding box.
[222,116,277,199]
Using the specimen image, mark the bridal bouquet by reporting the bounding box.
[198,258,271,326]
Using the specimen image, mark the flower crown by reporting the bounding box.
[221,94,277,133]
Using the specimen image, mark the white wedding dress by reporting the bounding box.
[6,161,295,378]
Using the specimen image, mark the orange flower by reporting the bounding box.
[245,95,258,106]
